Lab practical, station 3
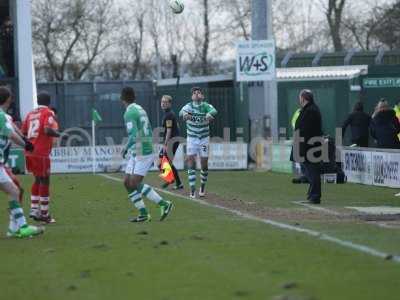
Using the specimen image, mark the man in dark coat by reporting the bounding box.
[342,101,371,147]
[290,89,323,204]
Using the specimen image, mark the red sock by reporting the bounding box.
[39,184,50,217]
[31,183,40,210]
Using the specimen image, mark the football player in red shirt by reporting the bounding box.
[22,92,61,223]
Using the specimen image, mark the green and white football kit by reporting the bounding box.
[123,103,173,222]
[179,101,217,197]
[124,103,155,176]
[179,101,217,157]
[0,110,13,183]
[0,109,44,238]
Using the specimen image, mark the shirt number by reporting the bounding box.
[140,116,150,136]
[28,119,40,139]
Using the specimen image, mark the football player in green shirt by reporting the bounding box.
[179,87,217,198]
[0,86,44,238]
[121,87,173,222]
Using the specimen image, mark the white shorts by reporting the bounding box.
[0,165,12,184]
[187,137,209,158]
[125,154,155,176]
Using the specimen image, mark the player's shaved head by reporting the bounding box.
[121,87,136,103]
[37,91,51,106]
[0,86,11,105]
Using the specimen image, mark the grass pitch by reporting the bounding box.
[1,172,400,300]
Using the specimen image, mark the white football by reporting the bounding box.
[169,0,184,14]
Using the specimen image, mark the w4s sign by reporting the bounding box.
[236,40,276,82]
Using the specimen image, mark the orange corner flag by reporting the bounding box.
[159,156,175,184]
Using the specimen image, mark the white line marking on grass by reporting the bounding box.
[99,173,400,263]
[374,222,400,229]
[293,201,343,216]
[347,206,400,215]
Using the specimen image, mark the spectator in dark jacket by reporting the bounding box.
[342,101,371,147]
[370,100,400,149]
[290,89,323,204]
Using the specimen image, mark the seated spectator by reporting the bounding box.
[370,100,400,149]
[342,101,371,147]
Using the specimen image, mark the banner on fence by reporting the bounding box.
[206,143,248,170]
[342,149,373,185]
[271,143,292,173]
[341,148,400,188]
[8,149,25,173]
[50,143,247,174]
[372,152,400,187]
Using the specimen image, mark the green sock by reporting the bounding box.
[139,208,148,216]
[159,200,169,207]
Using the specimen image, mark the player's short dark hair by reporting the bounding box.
[0,86,11,105]
[37,91,51,106]
[299,89,314,103]
[121,87,136,103]
[191,87,203,94]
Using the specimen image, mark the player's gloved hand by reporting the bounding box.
[122,148,128,159]
[24,140,34,152]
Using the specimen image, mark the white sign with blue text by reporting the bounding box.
[236,40,276,82]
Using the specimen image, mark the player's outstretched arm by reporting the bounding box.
[44,127,61,137]
[9,131,33,151]
[10,131,25,148]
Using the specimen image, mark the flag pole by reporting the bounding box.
[92,119,96,174]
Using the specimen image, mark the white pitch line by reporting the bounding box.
[99,173,400,263]
[293,201,343,216]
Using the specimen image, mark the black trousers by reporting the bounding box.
[352,136,368,148]
[303,162,321,202]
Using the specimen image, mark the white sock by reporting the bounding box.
[9,200,27,229]
[31,195,40,211]
[129,190,146,210]
[142,184,162,204]
[8,213,19,233]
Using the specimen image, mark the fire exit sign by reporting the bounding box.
[363,78,400,88]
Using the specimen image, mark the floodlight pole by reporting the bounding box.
[250,0,278,141]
